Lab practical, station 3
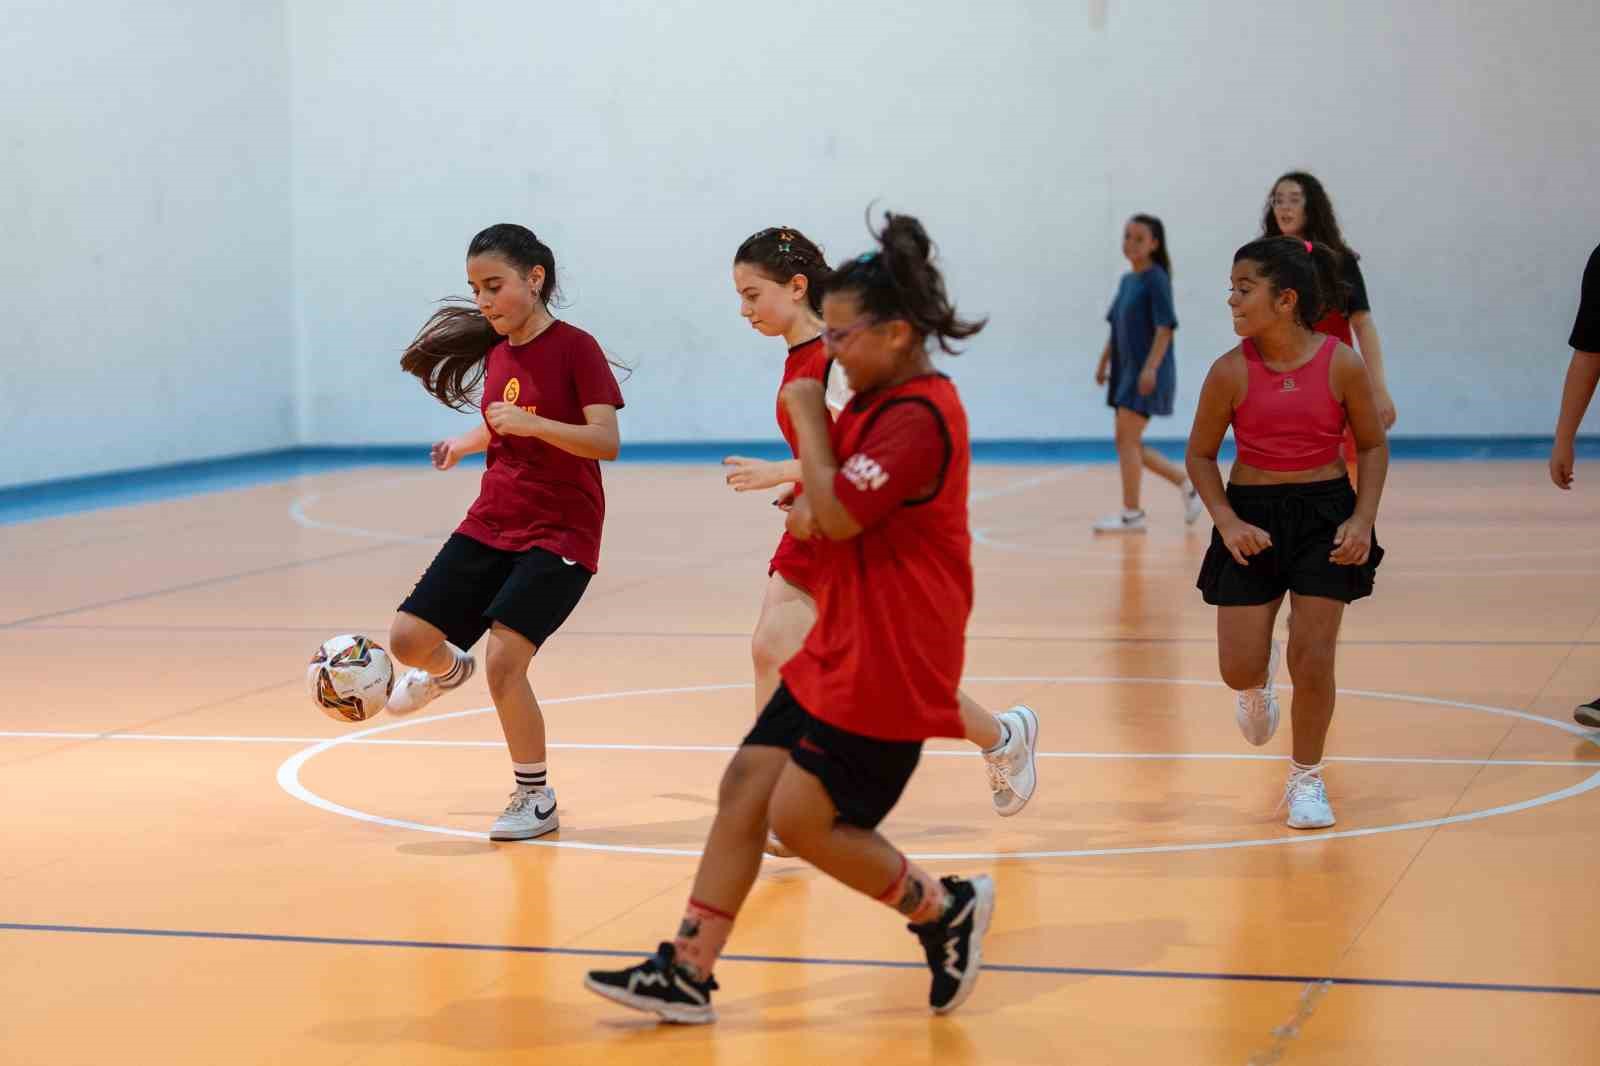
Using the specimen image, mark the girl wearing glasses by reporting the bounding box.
[721,228,1038,862]
[588,213,1000,1021]
[1262,172,1397,483]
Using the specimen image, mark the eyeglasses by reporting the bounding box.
[1272,195,1306,207]
[822,318,879,348]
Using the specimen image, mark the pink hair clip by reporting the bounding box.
[1303,240,1313,253]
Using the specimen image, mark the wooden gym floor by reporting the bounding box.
[2,458,1597,1064]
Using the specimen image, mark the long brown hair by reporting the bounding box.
[823,211,986,354]
[1261,171,1358,262]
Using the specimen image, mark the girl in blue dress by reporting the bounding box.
[1093,214,1202,532]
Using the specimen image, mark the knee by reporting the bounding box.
[388,617,437,666]
[715,752,776,833]
[484,636,530,696]
[1286,641,1335,687]
[767,797,824,857]
[1219,650,1267,692]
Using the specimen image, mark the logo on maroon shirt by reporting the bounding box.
[503,378,521,404]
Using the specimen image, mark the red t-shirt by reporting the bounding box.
[780,373,972,742]
[768,337,831,593]
[456,321,625,571]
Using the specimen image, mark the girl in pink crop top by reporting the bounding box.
[1183,235,1389,835]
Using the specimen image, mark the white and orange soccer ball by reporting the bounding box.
[306,634,394,722]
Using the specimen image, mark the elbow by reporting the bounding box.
[599,434,621,461]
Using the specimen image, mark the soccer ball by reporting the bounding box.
[307,634,394,722]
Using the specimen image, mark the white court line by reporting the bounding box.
[4,729,1594,769]
[268,677,1600,861]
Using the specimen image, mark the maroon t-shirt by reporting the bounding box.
[780,373,973,742]
[456,321,624,571]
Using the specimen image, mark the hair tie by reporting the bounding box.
[1303,240,1313,254]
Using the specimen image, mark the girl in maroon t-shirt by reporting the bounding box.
[587,214,999,1022]
[721,228,1037,861]
[386,224,625,843]
[1261,171,1397,484]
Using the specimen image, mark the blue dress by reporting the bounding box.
[1105,265,1178,418]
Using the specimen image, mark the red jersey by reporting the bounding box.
[456,321,625,571]
[768,336,831,594]
[780,373,972,742]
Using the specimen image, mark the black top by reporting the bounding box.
[1571,243,1600,353]
[1341,253,1370,316]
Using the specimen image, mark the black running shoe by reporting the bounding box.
[908,874,995,1014]
[583,942,719,1024]
[1576,698,1600,729]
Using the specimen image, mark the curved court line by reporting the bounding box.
[6,728,1594,768]
[276,677,1600,861]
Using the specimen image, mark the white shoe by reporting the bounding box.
[1235,641,1281,746]
[1182,484,1204,525]
[983,706,1039,817]
[490,787,560,840]
[1283,765,1336,829]
[1092,509,1147,534]
[763,832,796,858]
[386,653,476,716]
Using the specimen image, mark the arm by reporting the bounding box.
[1095,335,1112,385]
[781,380,862,540]
[431,421,491,470]
[722,456,802,491]
[1186,355,1271,565]
[1348,311,1396,428]
[1137,327,1174,395]
[1330,346,1389,564]
[485,402,621,460]
[1551,349,1600,489]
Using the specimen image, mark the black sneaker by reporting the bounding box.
[583,942,719,1024]
[907,874,995,1014]
[1577,698,1600,729]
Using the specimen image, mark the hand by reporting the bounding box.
[1095,360,1109,386]
[1375,388,1398,430]
[785,494,818,539]
[723,455,783,493]
[485,401,540,437]
[1551,440,1576,490]
[779,378,826,412]
[1330,516,1373,566]
[1137,366,1157,397]
[1218,518,1272,567]
[431,438,464,470]
[773,487,797,511]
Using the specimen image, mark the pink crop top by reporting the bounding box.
[1232,336,1346,471]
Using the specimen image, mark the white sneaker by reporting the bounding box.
[386,653,476,716]
[1092,509,1147,534]
[1283,765,1336,829]
[764,832,796,858]
[1235,641,1281,746]
[983,705,1039,817]
[489,787,560,840]
[1182,483,1204,525]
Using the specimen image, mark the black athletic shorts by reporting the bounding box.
[1196,477,1383,606]
[742,682,923,830]
[399,533,592,651]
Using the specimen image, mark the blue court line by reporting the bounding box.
[5,437,1597,526]
[4,922,1596,998]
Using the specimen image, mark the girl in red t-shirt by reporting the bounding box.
[721,229,1039,861]
[587,214,998,1022]
[1188,236,1388,831]
[385,224,625,843]
[1261,172,1397,483]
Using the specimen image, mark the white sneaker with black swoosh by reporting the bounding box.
[490,786,559,840]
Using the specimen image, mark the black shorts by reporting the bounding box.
[1196,478,1384,606]
[398,533,592,651]
[742,683,923,830]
